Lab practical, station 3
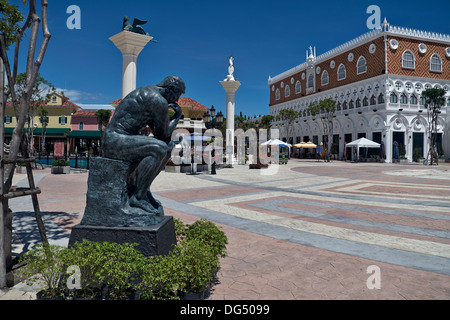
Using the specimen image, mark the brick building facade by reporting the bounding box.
[268,20,450,163]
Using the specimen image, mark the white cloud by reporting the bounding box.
[56,88,105,103]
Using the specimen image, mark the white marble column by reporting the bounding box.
[109,31,153,98]
[220,79,241,165]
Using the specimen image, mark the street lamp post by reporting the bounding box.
[203,106,224,175]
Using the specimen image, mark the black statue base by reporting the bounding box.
[69,216,176,256]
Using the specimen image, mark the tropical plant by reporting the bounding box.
[275,109,299,145]
[307,98,337,162]
[422,88,445,165]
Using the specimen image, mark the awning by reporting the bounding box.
[67,130,102,139]
[4,127,70,136]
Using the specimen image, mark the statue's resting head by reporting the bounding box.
[157,75,186,104]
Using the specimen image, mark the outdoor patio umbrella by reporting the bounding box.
[346,137,380,161]
[302,141,317,148]
[293,142,306,148]
[261,139,291,147]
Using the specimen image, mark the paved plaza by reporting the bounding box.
[1,159,450,300]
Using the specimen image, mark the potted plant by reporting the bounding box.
[19,243,67,300]
[165,158,180,173]
[16,162,26,174]
[51,159,70,174]
[249,163,269,169]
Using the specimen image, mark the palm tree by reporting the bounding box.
[95,109,112,154]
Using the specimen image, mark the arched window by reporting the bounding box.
[349,100,354,109]
[402,50,415,69]
[336,102,341,111]
[307,73,314,88]
[295,80,301,94]
[275,88,280,100]
[321,70,329,86]
[410,95,417,104]
[390,93,398,103]
[420,96,426,105]
[285,85,290,97]
[342,101,348,110]
[357,56,367,74]
[370,95,376,105]
[356,98,361,108]
[363,97,369,106]
[400,93,408,104]
[430,53,442,72]
[337,64,346,80]
[378,93,384,104]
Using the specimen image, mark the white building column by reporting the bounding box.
[109,31,153,98]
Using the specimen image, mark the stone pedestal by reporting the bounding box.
[69,216,176,256]
[80,157,163,227]
[69,157,176,256]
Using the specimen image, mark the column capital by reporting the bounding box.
[109,30,153,57]
[220,80,241,94]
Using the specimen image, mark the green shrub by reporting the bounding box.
[173,217,188,243]
[20,219,228,299]
[65,240,146,299]
[138,253,180,300]
[185,219,228,258]
[19,243,67,298]
[51,159,69,166]
[174,238,219,293]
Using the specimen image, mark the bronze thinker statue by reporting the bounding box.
[78,76,185,228]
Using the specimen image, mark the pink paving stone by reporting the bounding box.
[158,185,264,201]
[33,165,450,300]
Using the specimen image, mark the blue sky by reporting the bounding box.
[7,0,450,117]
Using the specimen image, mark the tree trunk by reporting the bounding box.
[0,0,51,288]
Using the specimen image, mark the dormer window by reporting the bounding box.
[52,96,57,103]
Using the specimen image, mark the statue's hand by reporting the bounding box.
[169,103,182,115]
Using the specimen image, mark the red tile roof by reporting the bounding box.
[6,98,81,109]
[177,97,209,111]
[109,97,209,111]
[72,109,115,117]
[72,110,98,117]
